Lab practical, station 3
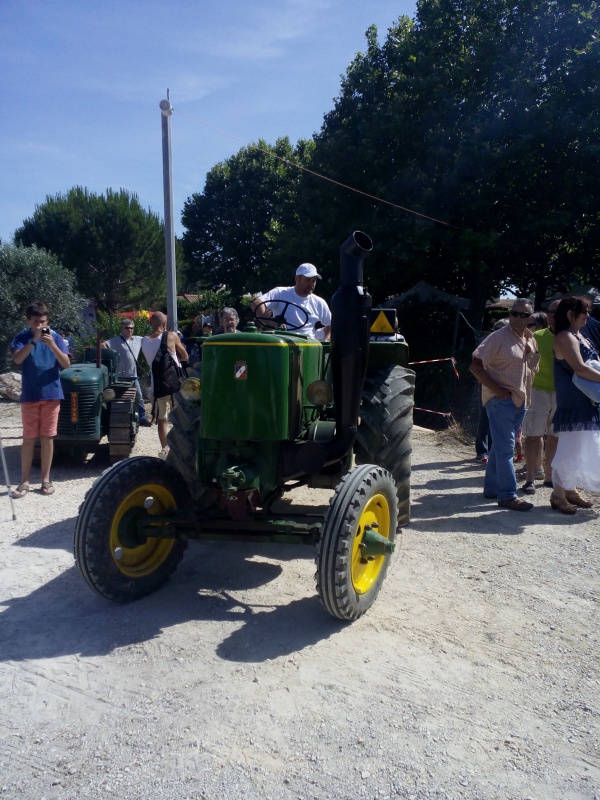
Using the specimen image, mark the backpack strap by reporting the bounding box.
[155,330,169,359]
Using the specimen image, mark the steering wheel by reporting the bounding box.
[252,299,310,332]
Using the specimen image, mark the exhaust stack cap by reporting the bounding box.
[340,231,373,286]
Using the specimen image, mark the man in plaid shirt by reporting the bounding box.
[470,299,540,511]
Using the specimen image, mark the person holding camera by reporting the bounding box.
[10,301,70,498]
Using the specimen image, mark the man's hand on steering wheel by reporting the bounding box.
[252,300,310,332]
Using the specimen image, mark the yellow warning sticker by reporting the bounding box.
[370,310,395,334]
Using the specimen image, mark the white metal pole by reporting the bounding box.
[159,93,178,331]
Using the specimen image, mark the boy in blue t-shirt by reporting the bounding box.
[10,301,70,497]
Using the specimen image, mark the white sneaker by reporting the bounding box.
[158,448,169,459]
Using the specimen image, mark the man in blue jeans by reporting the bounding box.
[470,299,540,511]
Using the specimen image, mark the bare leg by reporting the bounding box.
[525,436,542,482]
[544,434,558,482]
[524,436,542,482]
[20,438,36,485]
[40,436,54,484]
[157,419,168,450]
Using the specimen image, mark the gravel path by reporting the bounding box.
[0,399,598,800]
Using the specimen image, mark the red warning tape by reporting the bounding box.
[409,356,459,378]
[413,407,453,417]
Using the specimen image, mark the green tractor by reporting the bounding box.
[55,341,139,463]
[74,233,414,620]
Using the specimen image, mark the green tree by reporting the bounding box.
[405,0,600,315]
[14,187,170,313]
[0,244,85,372]
[285,1,599,319]
[178,2,599,319]
[181,137,314,296]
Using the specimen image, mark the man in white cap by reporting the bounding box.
[250,263,331,339]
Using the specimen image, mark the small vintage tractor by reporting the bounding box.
[56,342,139,463]
[74,232,414,620]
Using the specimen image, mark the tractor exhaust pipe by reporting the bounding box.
[281,231,372,479]
[322,231,373,464]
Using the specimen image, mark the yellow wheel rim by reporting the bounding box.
[351,493,390,594]
[109,483,177,577]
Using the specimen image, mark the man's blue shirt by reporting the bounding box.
[11,329,68,402]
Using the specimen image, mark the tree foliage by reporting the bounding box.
[14,187,170,314]
[180,1,599,325]
[181,137,314,296]
[0,244,86,372]
[294,0,600,321]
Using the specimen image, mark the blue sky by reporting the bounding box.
[1,0,417,244]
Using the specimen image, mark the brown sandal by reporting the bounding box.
[550,494,577,515]
[11,483,30,499]
[497,497,533,511]
[564,491,593,508]
[40,482,55,496]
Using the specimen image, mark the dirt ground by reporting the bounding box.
[0,399,598,800]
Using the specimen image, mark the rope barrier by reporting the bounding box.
[408,356,459,378]
[410,356,459,420]
[413,407,453,418]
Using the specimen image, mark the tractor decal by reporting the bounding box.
[70,392,79,422]
[234,361,248,380]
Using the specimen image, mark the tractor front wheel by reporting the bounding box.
[73,456,189,602]
[316,464,398,621]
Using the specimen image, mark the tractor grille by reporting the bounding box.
[57,389,101,437]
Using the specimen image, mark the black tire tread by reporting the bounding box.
[73,456,189,602]
[316,464,398,621]
[166,366,210,505]
[355,365,414,526]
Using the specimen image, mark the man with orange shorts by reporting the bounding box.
[10,301,70,497]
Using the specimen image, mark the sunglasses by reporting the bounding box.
[122,326,134,330]
[510,311,532,319]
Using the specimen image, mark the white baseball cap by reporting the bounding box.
[296,263,322,279]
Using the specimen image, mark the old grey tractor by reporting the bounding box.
[56,340,139,463]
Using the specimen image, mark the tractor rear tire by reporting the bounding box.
[316,464,398,621]
[73,456,189,602]
[355,365,414,527]
[166,365,210,505]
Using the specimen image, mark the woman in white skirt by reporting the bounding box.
[551,296,600,514]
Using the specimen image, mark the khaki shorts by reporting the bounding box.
[154,395,176,421]
[21,400,61,438]
[522,388,556,437]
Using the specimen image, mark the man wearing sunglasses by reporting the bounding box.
[470,299,540,511]
[104,319,152,427]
